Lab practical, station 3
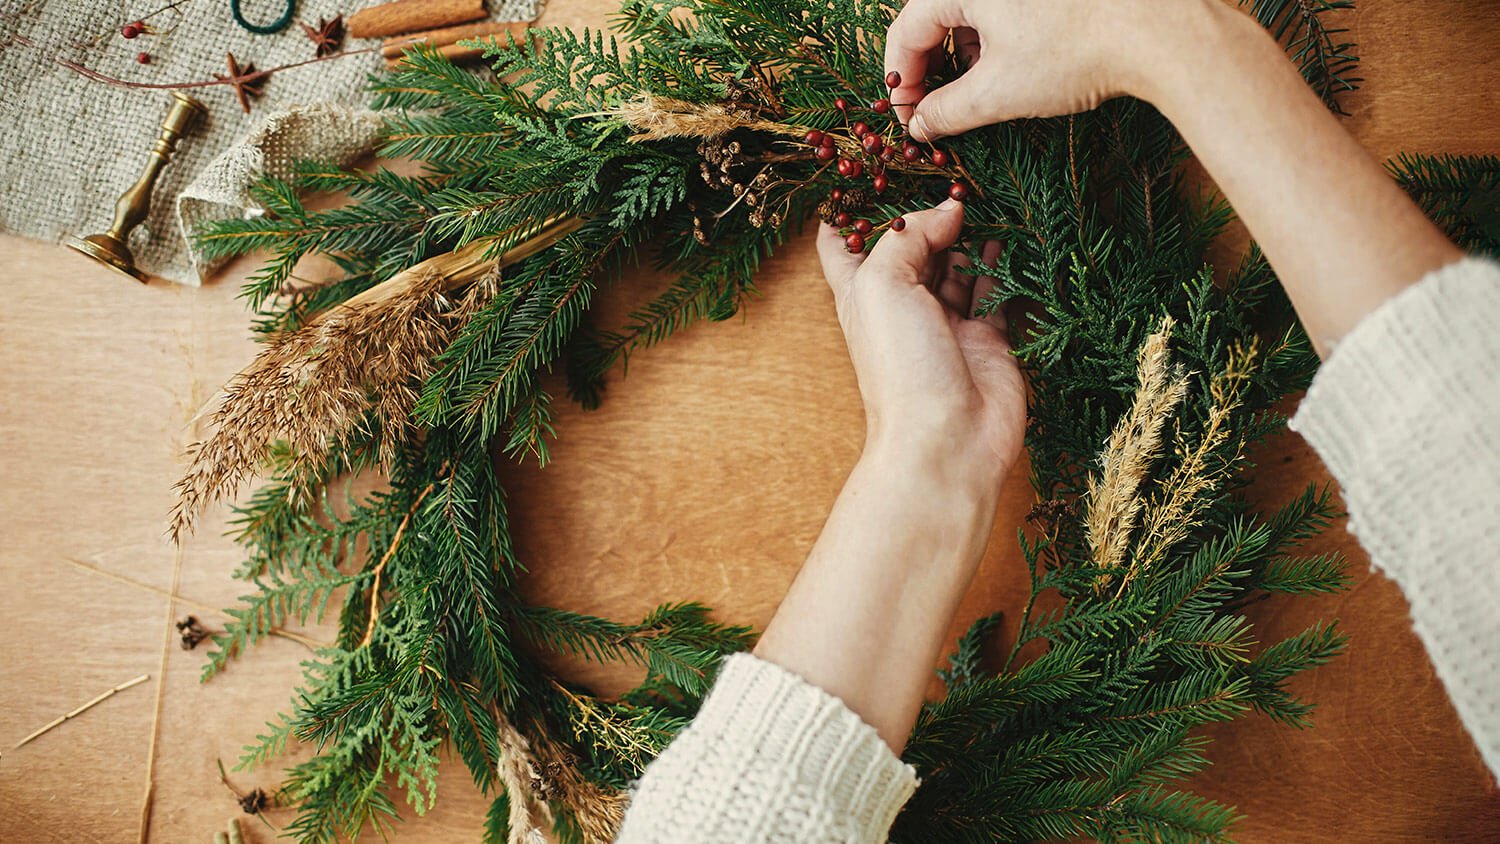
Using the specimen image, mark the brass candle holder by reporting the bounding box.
[68,91,207,282]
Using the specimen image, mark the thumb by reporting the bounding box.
[867,198,965,280]
[909,61,996,143]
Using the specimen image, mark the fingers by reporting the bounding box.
[907,57,999,143]
[969,239,1007,329]
[866,199,966,283]
[953,25,981,69]
[816,222,865,300]
[936,249,974,314]
[884,0,973,125]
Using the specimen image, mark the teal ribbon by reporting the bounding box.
[230,0,296,34]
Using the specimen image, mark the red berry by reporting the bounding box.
[804,129,825,146]
[830,188,844,201]
[834,211,852,227]
[837,157,852,176]
[136,51,151,64]
[931,149,950,167]
[845,232,865,252]
[816,144,836,161]
[890,216,907,232]
[851,121,870,137]
[872,98,891,114]
[834,97,849,112]
[854,219,873,235]
[872,173,889,193]
[848,159,863,178]
[861,133,883,154]
[121,23,141,38]
[948,181,969,202]
[885,70,902,89]
[879,146,896,162]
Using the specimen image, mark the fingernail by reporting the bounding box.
[910,114,928,142]
[938,197,960,211]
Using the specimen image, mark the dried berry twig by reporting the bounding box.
[5,34,377,93]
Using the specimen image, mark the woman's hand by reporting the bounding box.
[885,0,1170,141]
[753,200,1025,751]
[816,199,1026,491]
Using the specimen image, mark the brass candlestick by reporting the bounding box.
[68,91,207,282]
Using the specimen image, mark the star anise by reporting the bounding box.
[215,51,268,114]
[299,15,344,58]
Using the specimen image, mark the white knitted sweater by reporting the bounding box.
[615,258,1500,843]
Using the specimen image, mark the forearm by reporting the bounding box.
[753,442,1000,751]
[1129,1,1461,356]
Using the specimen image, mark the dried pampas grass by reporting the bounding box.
[170,268,495,542]
[1087,318,1189,591]
[1117,340,1255,597]
[1085,318,1259,599]
[171,217,583,542]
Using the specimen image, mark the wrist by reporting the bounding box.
[857,434,1007,516]
[1111,0,1253,112]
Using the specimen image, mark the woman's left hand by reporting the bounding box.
[816,199,1027,492]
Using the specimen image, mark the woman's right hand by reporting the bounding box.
[885,0,1193,142]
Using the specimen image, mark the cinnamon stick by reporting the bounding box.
[385,39,511,68]
[347,0,485,39]
[381,21,529,58]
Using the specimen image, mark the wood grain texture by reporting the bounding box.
[0,1,1496,841]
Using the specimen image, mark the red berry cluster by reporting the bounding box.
[121,19,152,64]
[806,70,971,252]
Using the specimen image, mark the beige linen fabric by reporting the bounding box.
[0,0,538,285]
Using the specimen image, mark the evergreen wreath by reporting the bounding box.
[174,0,1500,840]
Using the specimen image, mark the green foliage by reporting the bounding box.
[1390,153,1500,257]
[1240,0,1360,112]
[188,0,1495,840]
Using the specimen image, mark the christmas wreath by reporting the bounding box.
[174,0,1500,840]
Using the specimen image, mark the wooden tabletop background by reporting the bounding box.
[2,1,1498,841]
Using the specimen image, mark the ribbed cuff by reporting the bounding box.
[1289,256,1500,578]
[617,652,918,842]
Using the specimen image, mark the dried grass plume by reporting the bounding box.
[1087,317,1189,591]
[170,269,497,542]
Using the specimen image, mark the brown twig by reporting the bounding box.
[56,556,330,651]
[6,34,377,91]
[361,482,437,648]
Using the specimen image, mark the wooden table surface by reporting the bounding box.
[2,2,1497,842]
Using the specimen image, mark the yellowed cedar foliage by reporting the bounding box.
[1087,317,1190,592]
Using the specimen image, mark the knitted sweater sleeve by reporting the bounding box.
[1288,256,1500,780]
[614,652,918,842]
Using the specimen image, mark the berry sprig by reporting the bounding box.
[803,70,971,252]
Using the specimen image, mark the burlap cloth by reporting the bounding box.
[0,0,539,285]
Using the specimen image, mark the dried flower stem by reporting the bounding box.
[361,482,436,648]
[58,555,328,651]
[5,674,150,757]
